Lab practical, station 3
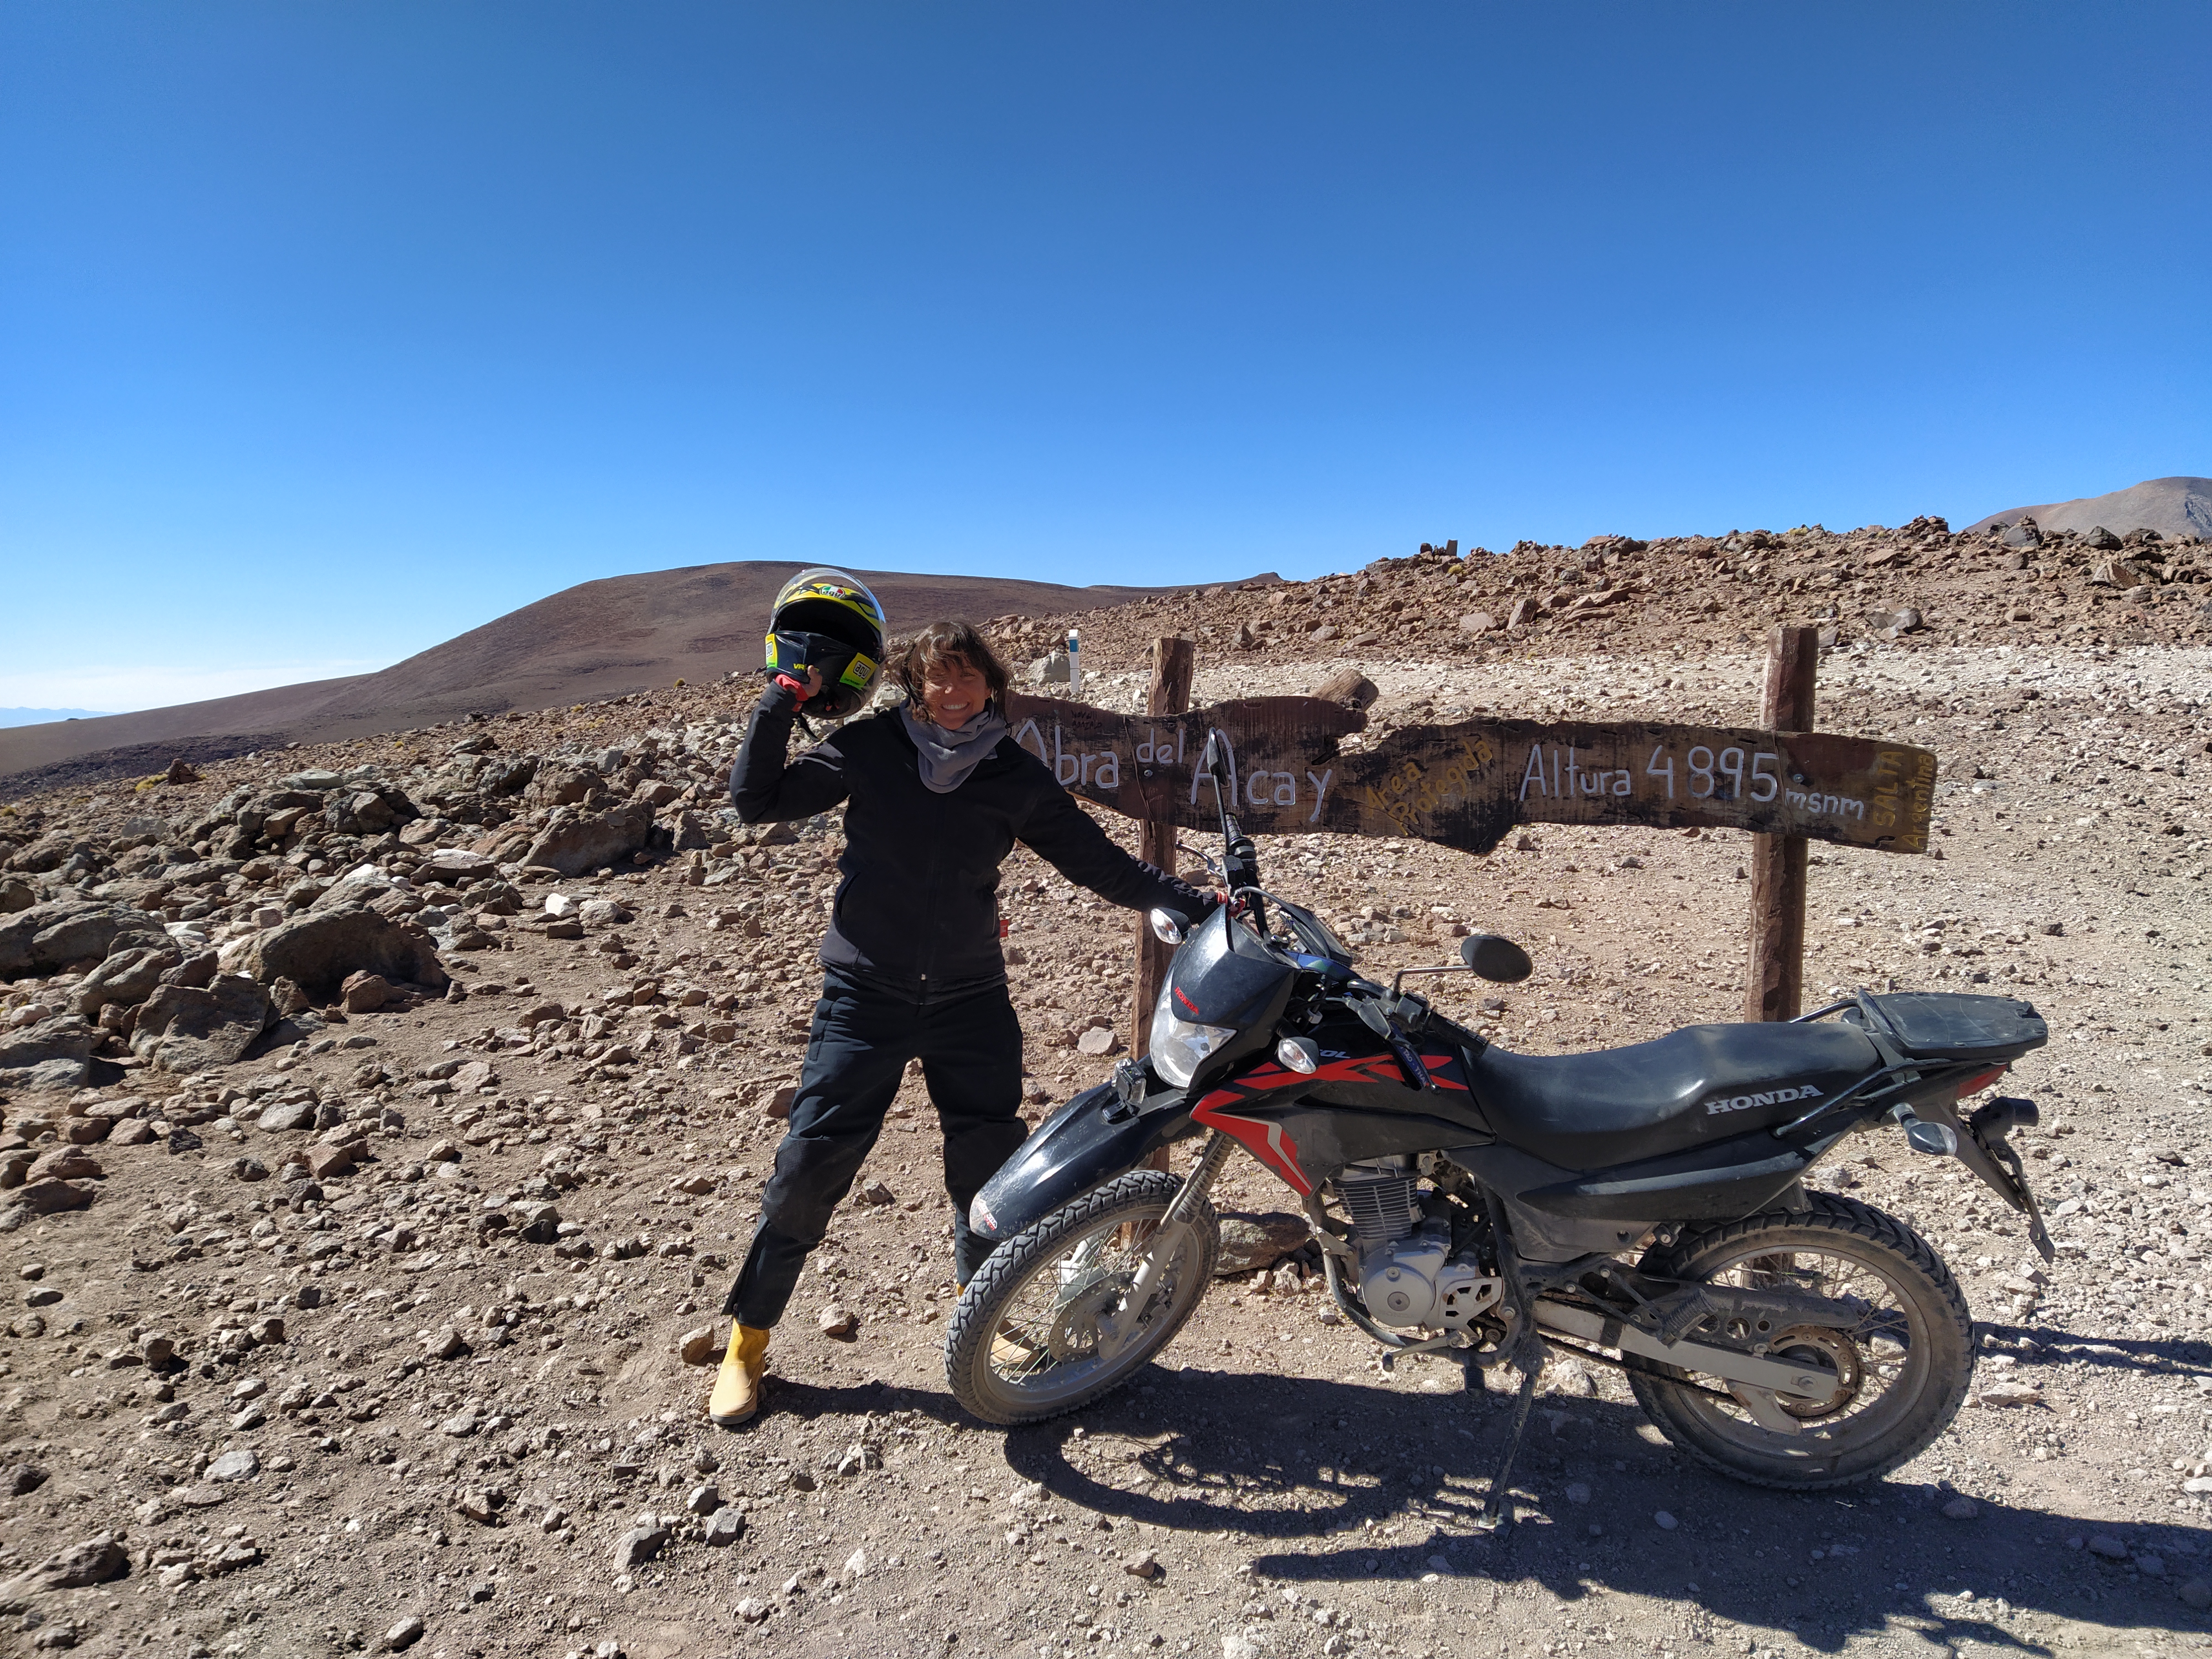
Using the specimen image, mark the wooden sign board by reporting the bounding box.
[1001,691,1934,856]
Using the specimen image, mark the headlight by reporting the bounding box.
[1149,981,1235,1089]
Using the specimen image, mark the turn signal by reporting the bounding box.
[1275,1036,1318,1074]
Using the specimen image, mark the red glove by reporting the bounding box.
[773,672,812,703]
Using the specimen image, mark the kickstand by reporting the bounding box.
[1474,1346,1543,1531]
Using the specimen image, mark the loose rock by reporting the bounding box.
[614,1520,670,1568]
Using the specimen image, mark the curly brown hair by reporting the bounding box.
[887,620,1011,712]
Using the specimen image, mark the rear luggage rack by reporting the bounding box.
[1843,991,2048,1063]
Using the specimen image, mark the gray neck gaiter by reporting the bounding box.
[899,701,1010,794]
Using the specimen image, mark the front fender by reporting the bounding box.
[968,1082,1194,1247]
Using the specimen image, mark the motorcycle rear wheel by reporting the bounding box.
[1626,1192,1971,1489]
[946,1170,1219,1426]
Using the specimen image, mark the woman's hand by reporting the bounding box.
[773,667,826,703]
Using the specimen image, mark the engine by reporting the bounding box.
[1337,1159,1502,1330]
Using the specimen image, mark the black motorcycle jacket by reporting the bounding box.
[729,680,1214,995]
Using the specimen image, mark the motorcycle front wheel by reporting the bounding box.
[1627,1191,1973,1489]
[946,1170,1219,1426]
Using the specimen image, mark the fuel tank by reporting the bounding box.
[1181,1043,1491,1197]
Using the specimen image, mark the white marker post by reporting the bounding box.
[1066,628,1082,698]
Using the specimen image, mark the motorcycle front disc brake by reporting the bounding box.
[1045,1269,1136,1361]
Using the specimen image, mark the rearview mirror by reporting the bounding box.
[1460,933,1532,983]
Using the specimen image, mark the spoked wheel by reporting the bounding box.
[1626,1192,1972,1489]
[946,1170,1219,1426]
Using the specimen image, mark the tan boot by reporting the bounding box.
[707,1324,771,1428]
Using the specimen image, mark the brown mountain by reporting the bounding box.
[0,561,1267,791]
[1966,475,2212,541]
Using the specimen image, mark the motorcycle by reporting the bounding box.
[947,729,2053,1499]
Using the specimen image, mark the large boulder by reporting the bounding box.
[521,801,655,877]
[69,942,185,1015]
[0,900,165,979]
[235,903,449,997]
[0,1015,95,1071]
[131,974,273,1073]
[420,849,498,885]
[1213,1211,1312,1275]
[0,1016,97,1090]
[2,1060,91,1092]
[3,1178,96,1218]
[307,865,400,913]
[0,1531,128,1609]
[525,763,601,808]
[1309,669,1380,712]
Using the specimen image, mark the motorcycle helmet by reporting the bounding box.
[763,567,886,719]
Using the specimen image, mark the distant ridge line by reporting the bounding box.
[0,560,1265,789]
[1966,474,2211,542]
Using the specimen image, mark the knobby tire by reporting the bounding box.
[1626,1190,1974,1490]
[946,1170,1219,1426]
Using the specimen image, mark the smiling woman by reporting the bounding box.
[705,606,1217,1429]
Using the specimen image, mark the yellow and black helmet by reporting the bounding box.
[765,567,886,718]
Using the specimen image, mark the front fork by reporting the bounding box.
[1122,1132,1237,1318]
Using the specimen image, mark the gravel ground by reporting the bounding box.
[0,639,2207,1659]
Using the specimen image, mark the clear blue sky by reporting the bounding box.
[3,4,2206,714]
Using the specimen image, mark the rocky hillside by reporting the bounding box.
[990,517,2209,687]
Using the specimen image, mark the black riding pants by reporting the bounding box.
[724,967,1029,1329]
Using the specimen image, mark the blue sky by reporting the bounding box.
[3,4,2206,714]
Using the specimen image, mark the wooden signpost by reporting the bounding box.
[1005,628,1934,1030]
[1130,636,1195,1071]
[1001,679,1931,858]
[1746,625,1820,1020]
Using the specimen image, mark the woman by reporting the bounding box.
[709,619,1214,1426]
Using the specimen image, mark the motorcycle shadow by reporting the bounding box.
[987,1360,2209,1651]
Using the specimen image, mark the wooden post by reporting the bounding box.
[1132,638,1196,1171]
[1131,637,1197,1055]
[1745,625,1819,1021]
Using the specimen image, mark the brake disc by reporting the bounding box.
[1769,1325,1863,1418]
[1045,1270,1133,1361]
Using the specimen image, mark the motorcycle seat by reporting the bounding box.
[1467,1021,1882,1171]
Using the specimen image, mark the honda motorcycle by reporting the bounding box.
[948,732,2052,1496]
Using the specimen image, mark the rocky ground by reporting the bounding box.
[0,528,2209,1659]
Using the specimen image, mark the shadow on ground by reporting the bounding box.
[944,1358,2208,1652]
[746,1329,2210,1652]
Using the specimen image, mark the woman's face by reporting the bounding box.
[919,656,992,730]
